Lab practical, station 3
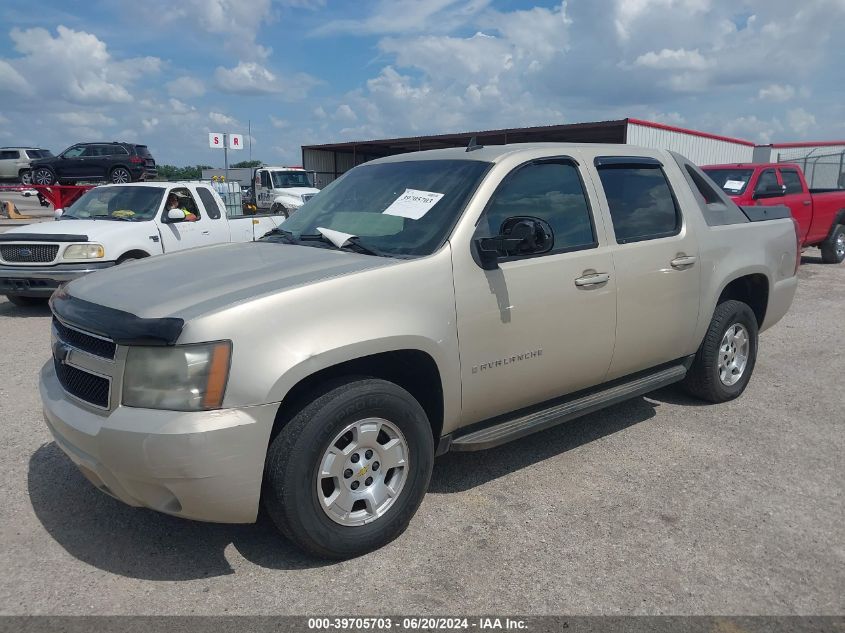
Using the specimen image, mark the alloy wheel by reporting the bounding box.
[718,323,750,386]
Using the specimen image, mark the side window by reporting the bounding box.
[476,160,596,255]
[82,146,101,157]
[0,150,20,160]
[754,169,779,194]
[780,169,803,194]
[196,188,222,220]
[169,188,201,219]
[63,146,86,158]
[685,165,723,205]
[111,144,129,155]
[260,171,271,188]
[596,161,681,243]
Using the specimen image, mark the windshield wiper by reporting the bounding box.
[312,227,387,257]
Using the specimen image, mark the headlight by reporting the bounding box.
[122,341,232,411]
[64,243,104,259]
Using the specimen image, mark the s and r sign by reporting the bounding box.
[208,133,224,148]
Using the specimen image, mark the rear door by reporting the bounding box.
[778,167,812,242]
[0,150,19,178]
[193,186,231,244]
[590,156,701,380]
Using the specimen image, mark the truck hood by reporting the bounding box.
[64,241,397,320]
[5,218,155,242]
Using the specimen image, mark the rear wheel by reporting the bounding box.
[681,299,758,403]
[263,378,434,559]
[19,170,32,185]
[6,294,47,307]
[820,224,845,264]
[32,167,55,186]
[110,167,132,184]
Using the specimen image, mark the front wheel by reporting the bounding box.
[270,203,289,218]
[820,224,845,264]
[110,167,132,183]
[263,378,434,559]
[32,167,56,186]
[681,299,759,403]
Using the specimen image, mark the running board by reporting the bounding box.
[449,364,688,452]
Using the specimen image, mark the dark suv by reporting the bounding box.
[29,142,157,185]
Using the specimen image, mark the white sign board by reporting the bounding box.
[228,133,244,150]
[383,189,445,220]
[209,132,224,149]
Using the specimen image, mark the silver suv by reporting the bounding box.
[0,147,53,184]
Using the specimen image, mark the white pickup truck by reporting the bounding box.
[252,166,320,216]
[0,181,284,305]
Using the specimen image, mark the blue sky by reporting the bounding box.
[1,0,843,167]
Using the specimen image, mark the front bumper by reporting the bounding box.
[39,361,278,523]
[0,262,115,296]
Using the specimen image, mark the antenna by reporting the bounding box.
[466,136,483,152]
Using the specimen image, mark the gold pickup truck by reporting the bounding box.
[40,143,799,558]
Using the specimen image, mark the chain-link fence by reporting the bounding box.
[775,148,845,189]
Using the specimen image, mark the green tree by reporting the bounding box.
[155,164,213,181]
[231,160,264,168]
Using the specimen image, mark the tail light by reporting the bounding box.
[792,218,802,274]
[130,156,144,164]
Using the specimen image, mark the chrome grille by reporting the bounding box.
[53,357,110,409]
[0,244,59,263]
[53,318,116,360]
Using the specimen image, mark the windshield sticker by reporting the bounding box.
[723,180,746,190]
[383,189,445,220]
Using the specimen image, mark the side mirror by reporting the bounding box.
[166,208,187,222]
[474,216,554,270]
[753,184,786,199]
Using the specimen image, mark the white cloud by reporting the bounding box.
[166,76,206,98]
[758,83,795,102]
[56,111,116,127]
[634,48,710,70]
[209,111,238,127]
[168,98,195,114]
[335,104,357,121]
[615,0,710,41]
[787,107,816,135]
[0,26,161,106]
[314,0,492,36]
[214,61,319,98]
[270,116,289,128]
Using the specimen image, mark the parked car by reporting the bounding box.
[40,144,799,558]
[29,142,157,186]
[702,162,845,263]
[0,147,53,184]
[0,181,284,305]
[20,188,38,197]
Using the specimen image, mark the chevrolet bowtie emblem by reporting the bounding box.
[357,465,368,477]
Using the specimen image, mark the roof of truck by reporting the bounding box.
[368,142,668,164]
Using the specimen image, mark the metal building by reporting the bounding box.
[301,117,757,187]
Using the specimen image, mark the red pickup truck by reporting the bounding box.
[702,162,845,264]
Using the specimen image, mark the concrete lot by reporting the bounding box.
[0,252,842,616]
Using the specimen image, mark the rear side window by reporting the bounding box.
[596,160,681,243]
[476,160,596,255]
[0,150,20,160]
[780,169,803,194]
[196,187,222,219]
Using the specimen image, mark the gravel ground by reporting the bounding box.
[0,252,842,615]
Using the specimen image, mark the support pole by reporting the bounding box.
[224,133,230,184]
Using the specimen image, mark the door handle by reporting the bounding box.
[670,255,697,269]
[802,200,811,206]
[202,230,210,235]
[574,272,610,287]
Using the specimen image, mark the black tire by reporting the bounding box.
[19,170,32,185]
[819,224,845,264]
[32,167,56,186]
[116,256,139,264]
[263,378,434,559]
[6,294,47,307]
[110,167,132,184]
[681,299,759,403]
[270,202,289,218]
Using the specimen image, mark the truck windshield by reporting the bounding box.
[701,168,755,195]
[271,171,312,188]
[61,186,164,221]
[275,159,492,257]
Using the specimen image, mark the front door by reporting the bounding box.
[157,187,208,252]
[57,145,87,179]
[590,156,701,380]
[453,157,617,425]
